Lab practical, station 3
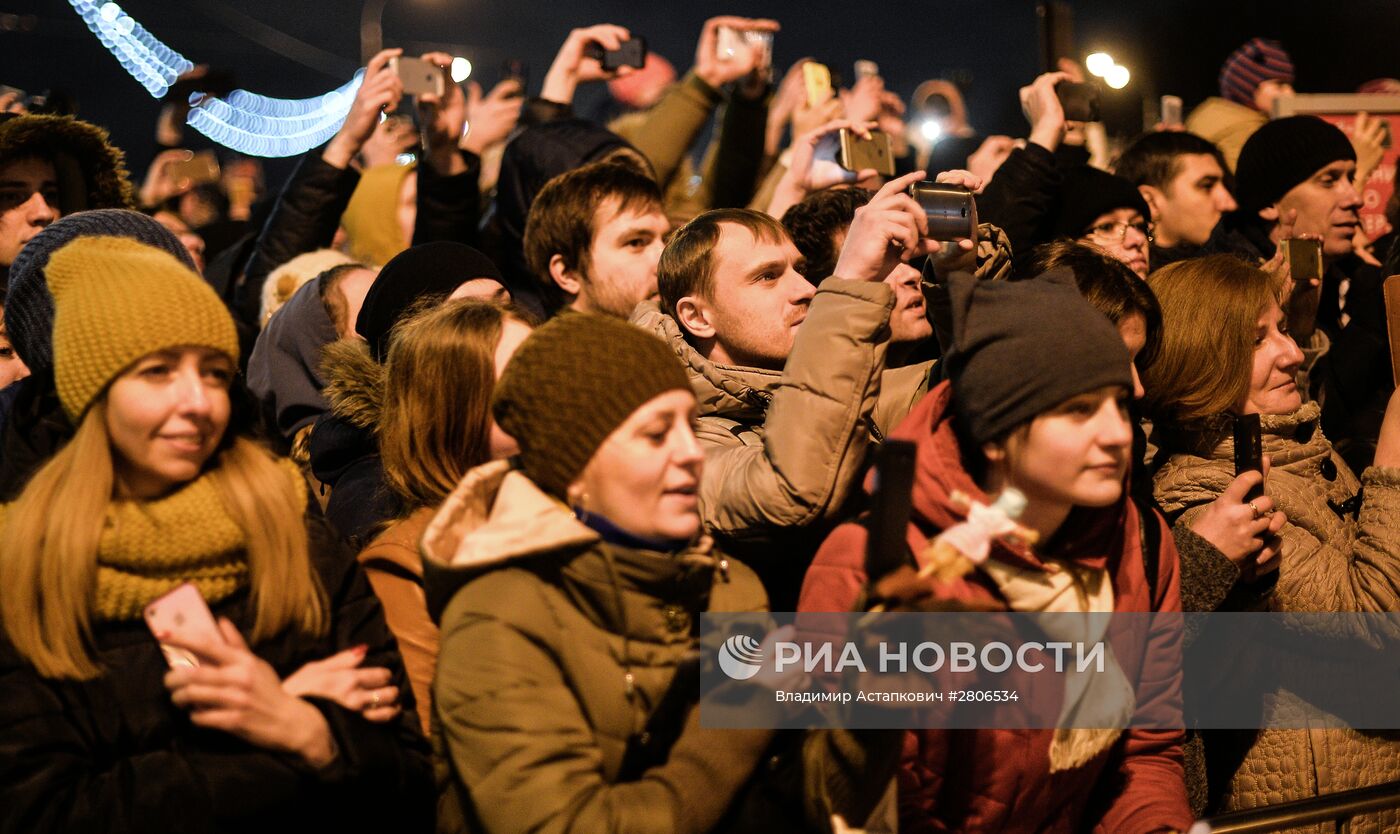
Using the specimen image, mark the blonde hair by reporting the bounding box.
[379,298,525,511]
[0,404,327,680]
[1141,254,1279,423]
[259,248,357,328]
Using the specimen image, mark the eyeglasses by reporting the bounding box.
[1084,220,1153,244]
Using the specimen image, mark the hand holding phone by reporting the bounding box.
[144,583,225,669]
[1232,413,1264,501]
[583,36,647,71]
[1056,81,1100,123]
[803,62,833,108]
[1160,95,1183,128]
[390,55,446,98]
[839,128,895,177]
[908,180,978,242]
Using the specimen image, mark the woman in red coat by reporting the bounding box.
[799,270,1191,833]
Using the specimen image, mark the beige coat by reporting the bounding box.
[1153,401,1400,830]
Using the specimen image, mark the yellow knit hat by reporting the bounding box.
[45,236,240,421]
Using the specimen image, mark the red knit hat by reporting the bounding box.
[1219,38,1294,109]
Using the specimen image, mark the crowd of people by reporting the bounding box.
[1,17,1398,833]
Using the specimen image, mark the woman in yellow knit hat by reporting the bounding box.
[0,236,432,832]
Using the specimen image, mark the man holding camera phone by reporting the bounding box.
[633,170,980,606]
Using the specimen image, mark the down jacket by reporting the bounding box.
[631,277,900,609]
[1152,401,1400,829]
[421,460,774,834]
[0,514,434,834]
[800,381,1193,834]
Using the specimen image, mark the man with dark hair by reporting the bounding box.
[1115,131,1237,267]
[523,159,669,318]
[635,173,956,606]
[0,113,134,284]
[1224,115,1387,471]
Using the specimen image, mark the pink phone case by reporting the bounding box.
[143,583,223,669]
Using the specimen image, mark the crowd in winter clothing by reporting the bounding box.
[2,17,1400,834]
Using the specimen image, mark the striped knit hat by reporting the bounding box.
[1220,38,1294,109]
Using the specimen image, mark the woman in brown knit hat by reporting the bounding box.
[0,236,432,832]
[423,311,795,834]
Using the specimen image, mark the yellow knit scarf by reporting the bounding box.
[93,461,304,622]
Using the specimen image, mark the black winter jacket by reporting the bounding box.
[0,516,434,834]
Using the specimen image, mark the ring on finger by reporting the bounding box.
[1248,500,1264,521]
[370,690,382,709]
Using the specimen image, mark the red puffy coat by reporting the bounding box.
[798,381,1192,834]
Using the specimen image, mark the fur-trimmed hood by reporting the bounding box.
[0,113,134,214]
[319,338,385,431]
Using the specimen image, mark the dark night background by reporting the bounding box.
[3,0,1397,181]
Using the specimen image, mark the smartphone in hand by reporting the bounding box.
[1233,413,1264,501]
[839,128,895,177]
[144,583,225,669]
[803,62,832,108]
[390,56,446,97]
[584,37,647,71]
[1284,238,1323,289]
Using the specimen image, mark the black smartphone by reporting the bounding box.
[500,58,529,93]
[908,181,978,242]
[1056,81,1101,122]
[584,36,647,71]
[1233,413,1264,500]
[864,440,918,584]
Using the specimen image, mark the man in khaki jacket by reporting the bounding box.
[632,172,1001,606]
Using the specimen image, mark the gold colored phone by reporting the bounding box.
[838,128,895,177]
[1284,238,1322,287]
[803,62,832,108]
[168,150,221,189]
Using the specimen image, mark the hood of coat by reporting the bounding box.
[887,379,1127,575]
[307,339,384,487]
[419,459,725,630]
[630,300,779,425]
[246,277,341,441]
[1189,97,1268,137]
[0,113,134,216]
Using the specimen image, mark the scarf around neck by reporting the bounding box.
[94,459,306,622]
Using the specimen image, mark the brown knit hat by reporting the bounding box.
[492,312,691,498]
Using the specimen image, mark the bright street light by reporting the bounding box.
[1105,64,1131,90]
[1085,52,1115,77]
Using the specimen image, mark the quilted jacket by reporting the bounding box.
[1153,401,1400,830]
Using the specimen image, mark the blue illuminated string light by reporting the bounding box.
[186,72,364,158]
[67,1,364,158]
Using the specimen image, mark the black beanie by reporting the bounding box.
[1051,166,1151,239]
[492,312,690,498]
[1234,116,1356,214]
[355,241,505,363]
[5,209,196,374]
[944,269,1131,445]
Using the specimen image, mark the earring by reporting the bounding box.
[572,492,591,524]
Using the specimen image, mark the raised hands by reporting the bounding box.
[461,79,524,155]
[541,24,633,106]
[1019,71,1070,153]
[832,170,942,283]
[325,48,405,170]
[694,16,779,91]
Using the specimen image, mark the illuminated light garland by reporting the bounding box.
[68,0,363,157]
[69,0,192,96]
[186,71,363,157]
